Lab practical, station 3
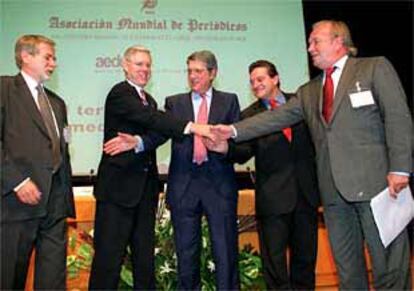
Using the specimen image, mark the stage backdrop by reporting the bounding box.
[0,0,309,175]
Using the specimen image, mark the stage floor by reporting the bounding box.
[24,189,414,290]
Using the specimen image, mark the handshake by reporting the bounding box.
[190,123,235,154]
[103,123,236,156]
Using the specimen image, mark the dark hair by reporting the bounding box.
[248,60,278,77]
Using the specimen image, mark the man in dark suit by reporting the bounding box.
[221,60,320,289]
[103,50,241,290]
[164,50,240,290]
[1,35,75,290]
[89,46,211,290]
[212,20,412,289]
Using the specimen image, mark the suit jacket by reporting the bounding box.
[234,57,412,203]
[164,89,240,207]
[94,81,187,207]
[1,74,75,221]
[228,93,320,217]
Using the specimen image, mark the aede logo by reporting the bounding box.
[95,55,122,68]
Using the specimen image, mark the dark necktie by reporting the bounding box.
[269,98,292,142]
[36,85,61,172]
[193,94,208,164]
[322,67,335,122]
[139,89,148,106]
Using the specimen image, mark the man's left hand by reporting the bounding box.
[387,173,409,198]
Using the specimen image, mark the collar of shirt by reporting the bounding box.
[21,70,40,106]
[126,79,145,97]
[21,70,60,135]
[324,54,348,96]
[191,87,213,120]
[261,92,286,110]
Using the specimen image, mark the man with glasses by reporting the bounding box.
[104,50,241,290]
[211,20,412,290]
[89,45,211,290]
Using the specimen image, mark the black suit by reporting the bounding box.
[228,93,320,290]
[1,74,75,290]
[89,81,187,290]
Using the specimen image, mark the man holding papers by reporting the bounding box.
[211,20,413,290]
[370,186,414,248]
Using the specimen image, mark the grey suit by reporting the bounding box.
[234,57,412,289]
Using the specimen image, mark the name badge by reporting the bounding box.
[349,90,375,108]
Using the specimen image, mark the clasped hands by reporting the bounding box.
[190,123,233,154]
[103,123,235,156]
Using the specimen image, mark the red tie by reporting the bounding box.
[269,98,292,142]
[323,67,335,122]
[193,94,208,164]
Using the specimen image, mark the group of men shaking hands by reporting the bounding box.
[1,19,413,290]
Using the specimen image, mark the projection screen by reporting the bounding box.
[0,0,309,175]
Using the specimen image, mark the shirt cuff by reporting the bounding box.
[134,135,145,153]
[14,177,30,192]
[184,122,193,134]
[230,125,237,139]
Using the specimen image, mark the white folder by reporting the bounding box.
[370,186,414,248]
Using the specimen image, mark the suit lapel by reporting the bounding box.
[330,57,357,122]
[47,90,65,135]
[184,92,195,121]
[253,101,266,114]
[314,75,327,125]
[242,100,267,120]
[47,95,67,152]
[15,74,50,138]
[124,81,151,107]
[208,89,224,124]
[144,90,157,109]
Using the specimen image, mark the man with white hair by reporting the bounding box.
[1,34,75,290]
[212,20,412,290]
[89,45,210,290]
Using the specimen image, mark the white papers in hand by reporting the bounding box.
[370,186,414,248]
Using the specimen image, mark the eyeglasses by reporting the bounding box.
[187,68,208,75]
[308,35,339,46]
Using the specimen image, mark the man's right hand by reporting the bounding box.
[211,124,234,140]
[203,137,229,154]
[15,180,42,205]
[104,132,139,156]
[190,123,215,140]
